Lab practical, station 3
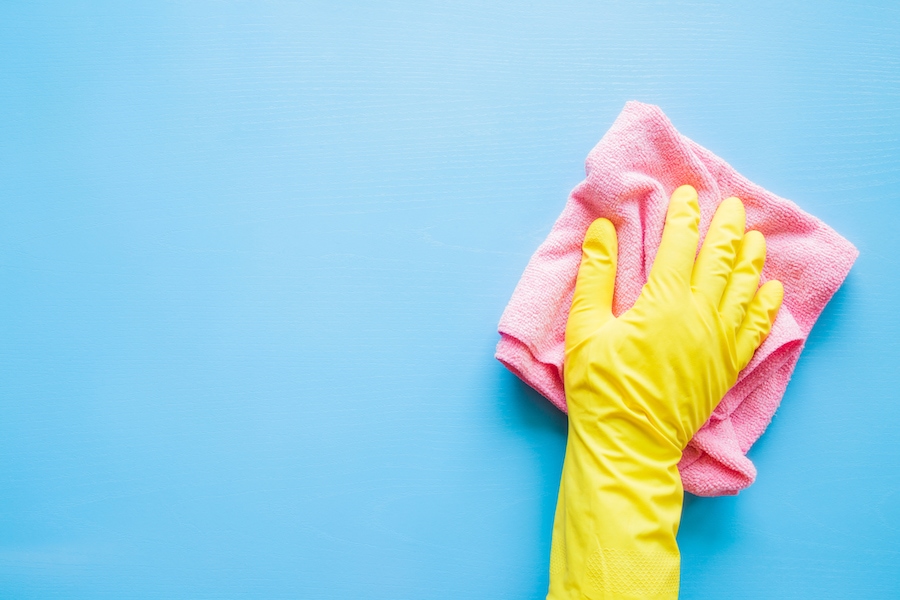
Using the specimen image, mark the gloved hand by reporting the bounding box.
[547,185,784,599]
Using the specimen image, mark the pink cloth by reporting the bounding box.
[496,101,857,497]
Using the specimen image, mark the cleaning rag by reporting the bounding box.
[496,101,858,497]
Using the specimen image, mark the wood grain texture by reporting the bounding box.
[0,1,897,598]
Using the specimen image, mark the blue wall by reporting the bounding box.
[0,1,897,598]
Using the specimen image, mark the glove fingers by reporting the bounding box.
[719,230,766,332]
[691,197,745,305]
[649,185,701,286]
[567,218,618,345]
[735,280,784,370]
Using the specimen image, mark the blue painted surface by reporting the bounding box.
[0,1,897,598]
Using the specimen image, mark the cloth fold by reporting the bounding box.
[496,101,857,497]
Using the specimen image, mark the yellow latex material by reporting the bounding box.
[547,186,784,599]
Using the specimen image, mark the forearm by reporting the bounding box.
[547,410,684,600]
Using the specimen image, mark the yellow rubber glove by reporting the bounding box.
[547,185,784,600]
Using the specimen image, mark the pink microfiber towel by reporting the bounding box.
[496,101,858,497]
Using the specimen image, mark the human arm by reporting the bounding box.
[547,185,783,599]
